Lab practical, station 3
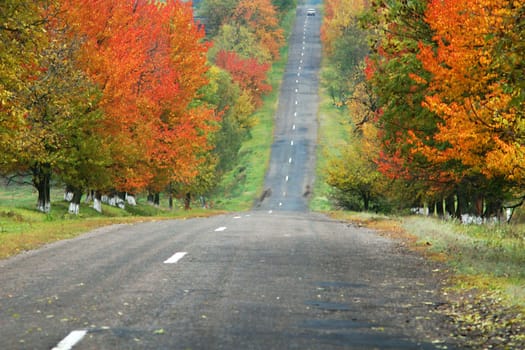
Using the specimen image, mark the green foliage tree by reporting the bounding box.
[198,0,239,37]
[210,24,272,63]
[321,0,369,107]
[0,0,47,172]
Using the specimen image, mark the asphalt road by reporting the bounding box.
[0,3,456,350]
[257,4,321,212]
[0,212,453,349]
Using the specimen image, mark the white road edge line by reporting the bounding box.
[52,330,88,350]
[164,252,187,264]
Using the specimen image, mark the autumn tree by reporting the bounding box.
[59,0,216,204]
[326,117,388,211]
[272,0,297,14]
[0,1,112,212]
[210,24,272,64]
[410,0,525,218]
[0,0,47,172]
[230,0,285,60]
[321,0,369,106]
[215,50,271,107]
[198,0,239,37]
[359,0,455,211]
[200,66,256,173]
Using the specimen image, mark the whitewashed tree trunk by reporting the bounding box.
[126,193,136,206]
[85,190,94,203]
[64,191,74,202]
[68,202,80,215]
[37,201,51,214]
[93,197,102,213]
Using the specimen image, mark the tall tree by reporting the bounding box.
[59,0,216,196]
[362,0,447,208]
[411,0,525,217]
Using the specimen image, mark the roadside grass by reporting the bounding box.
[329,210,525,348]
[310,65,351,211]
[401,216,525,304]
[0,184,222,259]
[333,210,525,346]
[212,9,296,211]
[330,210,525,304]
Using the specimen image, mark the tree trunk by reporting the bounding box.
[445,194,455,217]
[456,190,468,220]
[168,183,173,210]
[85,190,94,203]
[154,193,160,206]
[126,193,137,206]
[64,184,74,202]
[474,193,484,218]
[485,197,503,222]
[436,197,444,218]
[427,201,436,216]
[147,192,154,204]
[32,163,51,213]
[68,187,83,215]
[93,190,102,213]
[362,192,370,211]
[184,192,191,210]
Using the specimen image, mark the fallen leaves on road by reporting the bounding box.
[438,290,525,349]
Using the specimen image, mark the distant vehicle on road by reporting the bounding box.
[307,9,316,16]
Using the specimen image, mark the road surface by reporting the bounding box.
[257,3,321,211]
[0,212,453,349]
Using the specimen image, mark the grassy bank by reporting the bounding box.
[0,184,223,259]
[330,211,525,303]
[310,82,350,211]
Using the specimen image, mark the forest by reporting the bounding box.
[0,0,295,214]
[322,0,525,222]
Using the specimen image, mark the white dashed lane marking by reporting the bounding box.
[164,252,188,264]
[214,226,227,232]
[52,330,87,350]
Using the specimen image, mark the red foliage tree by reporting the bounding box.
[215,50,271,107]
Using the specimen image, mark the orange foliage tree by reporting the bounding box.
[231,0,285,60]
[58,0,216,195]
[412,0,525,215]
